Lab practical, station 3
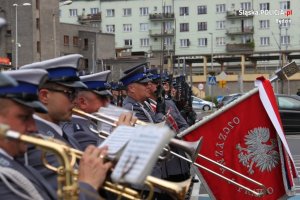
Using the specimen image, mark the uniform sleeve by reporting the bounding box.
[79,182,105,200]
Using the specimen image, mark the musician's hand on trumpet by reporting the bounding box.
[116,112,137,127]
[78,145,113,190]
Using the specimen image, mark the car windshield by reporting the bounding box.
[277,96,300,110]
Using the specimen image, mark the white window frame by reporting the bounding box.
[124,39,132,46]
[260,37,270,46]
[241,2,251,10]
[198,38,208,47]
[140,7,149,16]
[179,7,189,16]
[139,23,149,31]
[197,5,207,15]
[259,20,270,29]
[216,37,226,46]
[180,39,190,47]
[164,37,173,47]
[163,5,172,14]
[280,35,290,45]
[140,38,149,47]
[259,3,270,10]
[123,24,132,32]
[106,25,115,33]
[69,9,78,17]
[90,8,99,14]
[123,8,132,16]
[216,21,225,30]
[216,4,226,13]
[106,9,115,17]
[280,1,290,10]
[198,22,207,31]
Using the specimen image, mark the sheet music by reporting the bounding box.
[98,126,135,158]
[111,125,174,184]
[98,104,132,119]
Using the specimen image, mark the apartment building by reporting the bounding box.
[0,0,114,72]
[59,0,300,94]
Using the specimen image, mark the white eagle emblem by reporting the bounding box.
[236,127,279,175]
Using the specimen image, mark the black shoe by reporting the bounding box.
[192,177,199,183]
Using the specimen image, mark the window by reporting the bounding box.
[36,0,39,9]
[69,9,78,17]
[37,41,40,53]
[140,23,149,31]
[164,37,173,47]
[198,38,208,46]
[279,19,291,28]
[260,37,270,46]
[216,4,226,13]
[180,23,189,32]
[180,39,190,47]
[140,7,149,16]
[259,20,270,29]
[90,8,99,14]
[197,5,207,14]
[241,2,251,10]
[164,21,173,31]
[280,1,290,10]
[36,18,39,29]
[123,8,132,16]
[216,37,225,46]
[63,35,69,46]
[124,39,132,46]
[259,3,270,10]
[198,22,207,31]
[123,24,132,32]
[216,21,225,29]
[84,38,88,50]
[106,9,115,17]
[106,25,115,33]
[73,36,79,46]
[179,7,189,16]
[140,38,149,47]
[281,35,290,45]
[163,5,172,14]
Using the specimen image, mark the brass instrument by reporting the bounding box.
[0,124,191,200]
[73,108,269,197]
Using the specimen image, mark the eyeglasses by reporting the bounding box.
[46,88,76,101]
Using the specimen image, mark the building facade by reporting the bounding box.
[0,0,114,73]
[59,0,300,95]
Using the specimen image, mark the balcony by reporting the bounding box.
[226,26,254,35]
[78,13,101,24]
[149,28,175,37]
[150,44,175,52]
[149,13,175,20]
[226,43,254,52]
[226,10,254,19]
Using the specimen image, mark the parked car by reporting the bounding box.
[276,94,300,135]
[217,93,243,108]
[192,96,216,111]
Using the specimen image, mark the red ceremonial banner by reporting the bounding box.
[183,90,287,199]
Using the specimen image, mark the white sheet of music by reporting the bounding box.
[111,125,174,184]
[98,126,135,158]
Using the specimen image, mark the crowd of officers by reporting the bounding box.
[0,54,197,200]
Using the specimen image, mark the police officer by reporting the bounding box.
[17,55,113,198]
[120,63,164,123]
[147,69,191,183]
[64,70,136,150]
[0,69,111,199]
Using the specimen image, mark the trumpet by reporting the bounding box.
[73,108,269,197]
[0,124,191,200]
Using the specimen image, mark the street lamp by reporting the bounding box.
[53,1,73,57]
[13,3,31,70]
